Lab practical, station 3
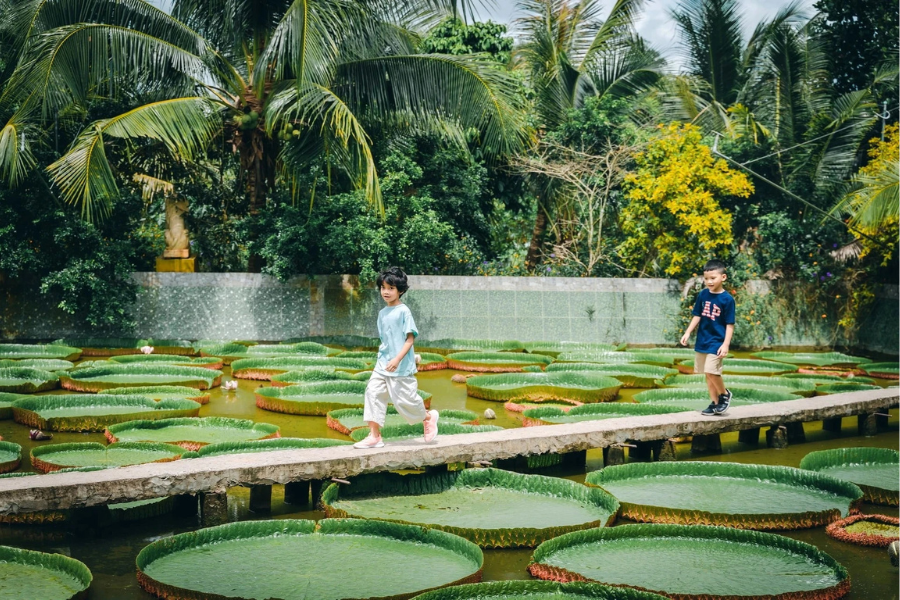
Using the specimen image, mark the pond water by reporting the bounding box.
[0,356,896,599]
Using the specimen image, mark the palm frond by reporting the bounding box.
[268,83,381,212]
[7,0,205,54]
[46,97,220,221]
[582,0,645,67]
[334,54,530,157]
[1,24,210,120]
[832,160,899,229]
[585,36,665,100]
[671,0,744,105]
[0,122,38,187]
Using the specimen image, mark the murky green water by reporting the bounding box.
[0,360,896,599]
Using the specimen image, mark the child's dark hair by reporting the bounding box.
[703,259,726,274]
[376,267,409,295]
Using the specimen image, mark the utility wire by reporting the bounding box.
[735,105,899,166]
[710,134,890,250]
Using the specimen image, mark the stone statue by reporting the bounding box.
[164,196,190,258]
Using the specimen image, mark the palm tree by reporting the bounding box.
[512,0,664,268]
[0,0,528,228]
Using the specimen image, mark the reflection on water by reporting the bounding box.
[0,361,896,599]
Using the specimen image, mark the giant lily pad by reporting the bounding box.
[628,347,697,359]
[419,339,526,355]
[0,441,22,474]
[327,407,478,435]
[13,395,201,431]
[270,367,372,386]
[322,469,619,548]
[31,442,186,473]
[585,461,862,529]
[0,344,82,361]
[522,403,690,426]
[0,545,92,600]
[799,447,899,506]
[825,513,899,547]
[106,417,280,450]
[282,335,380,349]
[678,357,798,375]
[466,373,622,403]
[110,354,224,370]
[256,380,430,415]
[60,364,222,392]
[751,351,871,366]
[0,392,24,419]
[349,423,502,443]
[411,581,668,600]
[107,385,211,404]
[529,524,849,599]
[136,519,483,600]
[0,359,75,371]
[782,372,876,385]
[524,342,622,358]
[185,437,351,458]
[545,363,677,388]
[862,362,899,379]
[54,338,193,357]
[555,352,677,367]
[816,382,881,394]
[109,497,175,523]
[417,352,449,371]
[634,387,800,409]
[446,352,553,372]
[0,367,59,393]
[663,374,817,397]
[231,356,369,380]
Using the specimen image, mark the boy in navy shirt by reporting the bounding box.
[680,260,735,415]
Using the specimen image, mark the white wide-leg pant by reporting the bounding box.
[363,372,426,427]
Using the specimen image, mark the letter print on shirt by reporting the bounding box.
[701,301,722,321]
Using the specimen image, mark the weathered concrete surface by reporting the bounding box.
[0,389,896,514]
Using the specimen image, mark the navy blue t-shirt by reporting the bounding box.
[691,288,735,354]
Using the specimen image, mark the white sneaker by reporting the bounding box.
[423,410,439,442]
[353,435,384,449]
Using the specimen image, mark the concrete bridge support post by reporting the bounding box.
[249,485,272,513]
[858,413,879,437]
[738,428,760,444]
[785,422,806,443]
[766,426,788,448]
[602,445,625,467]
[655,440,678,461]
[822,417,843,432]
[200,490,228,527]
[283,481,309,506]
[690,434,721,454]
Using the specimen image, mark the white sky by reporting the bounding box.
[150,0,817,70]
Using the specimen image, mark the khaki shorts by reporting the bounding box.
[694,352,724,375]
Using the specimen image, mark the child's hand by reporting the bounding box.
[716,344,729,357]
[385,357,401,372]
[679,332,690,346]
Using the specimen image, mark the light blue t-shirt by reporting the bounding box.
[374,303,418,377]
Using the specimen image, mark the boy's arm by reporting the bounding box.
[385,333,415,372]
[680,316,701,346]
[717,324,734,357]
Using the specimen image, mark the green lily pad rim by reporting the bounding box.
[349,422,502,442]
[750,351,872,366]
[447,352,554,364]
[409,580,668,600]
[136,518,483,599]
[0,544,92,599]
[530,523,849,593]
[0,344,82,361]
[322,468,620,548]
[187,437,352,458]
[523,402,690,421]
[31,441,186,465]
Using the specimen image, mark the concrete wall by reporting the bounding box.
[1,273,896,353]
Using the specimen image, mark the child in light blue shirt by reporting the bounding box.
[354,267,439,448]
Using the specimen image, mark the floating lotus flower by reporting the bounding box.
[483,408,496,419]
[140,346,154,354]
[222,380,238,391]
[29,430,52,441]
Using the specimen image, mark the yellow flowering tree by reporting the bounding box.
[618,123,753,278]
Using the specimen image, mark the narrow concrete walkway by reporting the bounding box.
[0,388,896,514]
